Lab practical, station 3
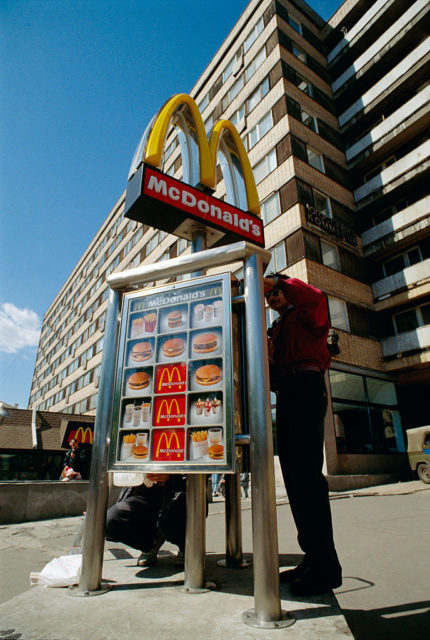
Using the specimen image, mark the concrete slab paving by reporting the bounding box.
[0,546,352,640]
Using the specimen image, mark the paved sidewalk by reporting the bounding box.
[2,480,426,640]
[0,499,355,640]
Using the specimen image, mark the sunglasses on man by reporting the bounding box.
[264,289,281,300]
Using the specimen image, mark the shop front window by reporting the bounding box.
[330,371,404,454]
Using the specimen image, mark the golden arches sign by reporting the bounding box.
[155,431,181,458]
[137,93,260,216]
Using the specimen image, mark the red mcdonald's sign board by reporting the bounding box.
[155,363,187,394]
[153,395,186,427]
[152,429,185,462]
[63,421,94,447]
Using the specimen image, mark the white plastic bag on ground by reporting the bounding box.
[37,554,82,587]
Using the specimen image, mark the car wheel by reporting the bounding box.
[417,463,430,484]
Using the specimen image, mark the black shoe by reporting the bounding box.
[137,529,165,567]
[289,567,342,596]
[279,560,308,584]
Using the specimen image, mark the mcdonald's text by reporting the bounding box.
[152,429,185,461]
[125,165,264,248]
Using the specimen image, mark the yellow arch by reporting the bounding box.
[209,119,260,216]
[143,93,260,216]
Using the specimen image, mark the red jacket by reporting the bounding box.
[268,278,331,390]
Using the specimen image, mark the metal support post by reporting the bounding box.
[68,288,120,597]
[241,253,294,628]
[217,473,250,568]
[184,228,211,592]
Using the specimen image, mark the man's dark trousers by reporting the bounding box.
[276,371,340,572]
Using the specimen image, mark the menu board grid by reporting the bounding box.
[108,274,233,473]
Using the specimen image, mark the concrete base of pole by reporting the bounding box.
[179,581,217,594]
[217,558,251,568]
[67,583,112,597]
[241,609,296,629]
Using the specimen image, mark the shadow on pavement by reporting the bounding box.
[343,600,430,640]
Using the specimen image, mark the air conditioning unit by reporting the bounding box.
[94,376,99,388]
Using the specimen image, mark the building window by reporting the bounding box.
[301,109,317,132]
[222,74,245,109]
[204,113,214,134]
[329,370,404,454]
[253,149,276,183]
[307,147,324,172]
[328,297,349,332]
[198,93,209,112]
[177,237,189,255]
[247,77,269,112]
[313,189,332,218]
[223,58,235,82]
[393,303,430,334]
[383,246,423,277]
[296,73,312,96]
[245,47,266,82]
[230,104,245,128]
[248,110,273,149]
[292,43,306,63]
[244,17,263,53]
[261,192,280,224]
[288,16,302,34]
[321,240,340,271]
[265,241,286,275]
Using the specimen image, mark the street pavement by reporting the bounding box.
[0,480,428,639]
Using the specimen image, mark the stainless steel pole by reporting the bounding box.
[223,473,248,567]
[184,228,208,592]
[242,253,293,627]
[72,288,120,595]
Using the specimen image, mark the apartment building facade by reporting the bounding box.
[29,0,429,481]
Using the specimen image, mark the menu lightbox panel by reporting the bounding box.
[108,273,234,473]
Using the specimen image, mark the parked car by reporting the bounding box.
[407,426,430,484]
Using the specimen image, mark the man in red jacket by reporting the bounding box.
[264,273,342,596]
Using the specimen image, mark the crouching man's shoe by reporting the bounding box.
[290,566,342,597]
[137,529,165,567]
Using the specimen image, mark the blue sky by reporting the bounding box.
[0,0,342,407]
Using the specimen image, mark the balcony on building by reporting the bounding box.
[382,324,430,358]
[338,36,430,129]
[361,195,430,256]
[346,85,430,167]
[331,0,429,102]
[372,257,430,300]
[354,139,430,205]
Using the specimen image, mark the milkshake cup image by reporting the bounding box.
[141,402,151,422]
[213,300,223,319]
[124,403,134,424]
[209,427,222,444]
[203,304,214,323]
[194,304,204,322]
[133,405,142,426]
[136,433,147,446]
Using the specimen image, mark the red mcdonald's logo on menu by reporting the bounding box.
[153,395,186,427]
[73,426,93,444]
[152,429,185,461]
[155,363,187,394]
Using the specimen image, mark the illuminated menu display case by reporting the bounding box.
[108,273,234,473]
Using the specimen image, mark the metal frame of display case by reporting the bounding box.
[76,239,293,628]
